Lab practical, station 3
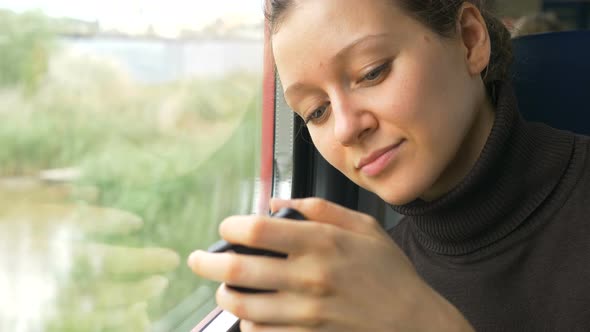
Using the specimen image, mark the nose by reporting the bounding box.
[331,92,375,146]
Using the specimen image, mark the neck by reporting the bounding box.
[421,95,496,202]
[390,81,575,255]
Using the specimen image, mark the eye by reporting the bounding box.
[304,102,331,125]
[361,62,391,84]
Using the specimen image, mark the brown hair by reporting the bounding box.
[265,0,513,98]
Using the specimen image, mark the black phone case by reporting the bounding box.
[197,208,306,331]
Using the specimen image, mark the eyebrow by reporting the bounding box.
[284,33,390,100]
[332,33,390,62]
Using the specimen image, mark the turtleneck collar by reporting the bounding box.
[390,81,575,256]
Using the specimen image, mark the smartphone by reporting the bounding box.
[193,308,240,332]
[193,208,306,332]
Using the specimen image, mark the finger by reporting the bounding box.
[58,275,170,309]
[271,198,382,236]
[217,284,324,327]
[218,215,322,254]
[75,243,180,278]
[189,250,335,295]
[48,302,151,331]
[188,251,293,292]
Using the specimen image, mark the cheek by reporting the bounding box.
[373,50,476,202]
[389,51,472,153]
[309,127,348,171]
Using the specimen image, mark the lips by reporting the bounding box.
[357,140,405,177]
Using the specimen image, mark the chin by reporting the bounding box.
[350,166,433,206]
[370,175,434,206]
[379,191,419,206]
[361,182,422,206]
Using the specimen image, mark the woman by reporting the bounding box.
[188,0,590,331]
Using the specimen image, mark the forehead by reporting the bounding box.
[271,0,417,87]
[272,0,407,50]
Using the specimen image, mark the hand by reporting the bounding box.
[0,199,180,331]
[188,198,474,332]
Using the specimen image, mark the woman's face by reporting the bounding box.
[272,0,493,205]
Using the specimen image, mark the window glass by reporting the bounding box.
[0,2,263,331]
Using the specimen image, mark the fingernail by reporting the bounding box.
[240,320,254,329]
[187,250,204,266]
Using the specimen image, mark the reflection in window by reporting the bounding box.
[0,3,263,331]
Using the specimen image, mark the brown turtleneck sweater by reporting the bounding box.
[388,82,590,331]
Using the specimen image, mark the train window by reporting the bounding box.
[0,1,265,331]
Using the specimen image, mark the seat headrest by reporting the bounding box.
[511,30,590,135]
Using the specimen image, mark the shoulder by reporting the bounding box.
[539,131,590,235]
[524,132,590,269]
[578,133,590,153]
[563,133,590,205]
[564,132,589,187]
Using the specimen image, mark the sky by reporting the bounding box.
[0,0,264,36]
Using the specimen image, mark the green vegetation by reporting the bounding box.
[0,9,262,330]
[0,9,55,92]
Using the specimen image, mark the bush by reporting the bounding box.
[0,10,55,92]
[0,10,263,322]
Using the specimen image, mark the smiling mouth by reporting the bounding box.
[357,140,405,177]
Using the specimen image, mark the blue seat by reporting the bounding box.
[511,30,590,135]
